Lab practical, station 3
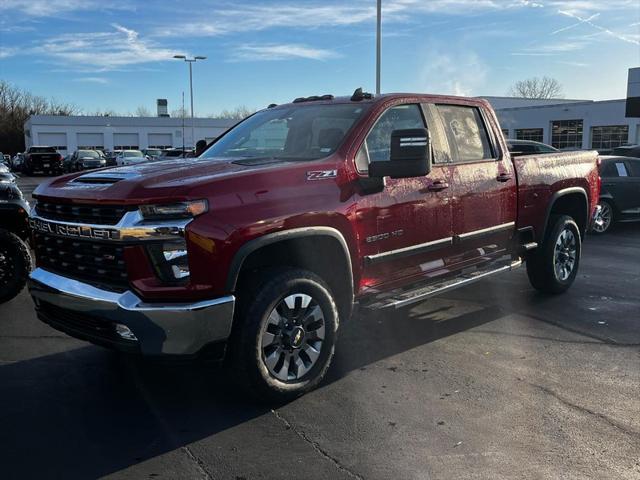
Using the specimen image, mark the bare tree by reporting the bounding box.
[171,107,188,118]
[210,105,257,120]
[508,76,564,99]
[135,105,152,117]
[0,80,78,154]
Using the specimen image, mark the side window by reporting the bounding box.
[602,161,629,178]
[436,105,494,162]
[355,104,425,172]
[628,160,640,177]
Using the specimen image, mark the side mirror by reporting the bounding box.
[369,128,431,179]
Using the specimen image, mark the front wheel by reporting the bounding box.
[0,230,33,304]
[526,215,581,294]
[228,268,339,402]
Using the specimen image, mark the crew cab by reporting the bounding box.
[23,146,63,176]
[27,90,600,401]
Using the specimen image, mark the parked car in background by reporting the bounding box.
[507,139,558,156]
[158,148,192,160]
[69,149,107,171]
[142,148,162,160]
[104,150,122,167]
[11,153,24,172]
[593,156,640,233]
[612,145,640,158]
[23,146,63,176]
[0,180,32,303]
[27,91,600,401]
[115,149,148,166]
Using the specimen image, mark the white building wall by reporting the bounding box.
[24,116,236,153]
[495,99,639,148]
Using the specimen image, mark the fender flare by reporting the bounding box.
[541,187,589,240]
[225,226,355,298]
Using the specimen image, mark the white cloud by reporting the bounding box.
[154,0,558,38]
[73,76,109,84]
[0,0,130,16]
[559,9,640,45]
[419,47,488,96]
[231,44,338,62]
[0,46,17,58]
[36,24,184,70]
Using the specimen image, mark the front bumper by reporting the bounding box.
[28,268,235,356]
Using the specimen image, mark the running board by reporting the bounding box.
[363,258,523,310]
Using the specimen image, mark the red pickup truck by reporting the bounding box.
[28,91,600,401]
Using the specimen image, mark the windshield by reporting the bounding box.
[123,150,143,157]
[201,103,369,161]
[78,150,100,158]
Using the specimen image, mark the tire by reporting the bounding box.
[0,229,33,304]
[228,267,339,403]
[592,200,614,234]
[526,215,581,294]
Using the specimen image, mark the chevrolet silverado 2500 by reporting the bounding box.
[27,90,601,400]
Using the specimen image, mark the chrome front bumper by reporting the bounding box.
[28,268,235,356]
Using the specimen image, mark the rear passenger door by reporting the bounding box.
[435,104,517,264]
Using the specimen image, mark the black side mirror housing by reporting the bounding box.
[369,128,431,179]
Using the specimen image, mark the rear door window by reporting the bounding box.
[436,105,494,162]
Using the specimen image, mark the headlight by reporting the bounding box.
[147,240,190,281]
[139,199,208,220]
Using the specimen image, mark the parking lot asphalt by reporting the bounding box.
[1,174,639,480]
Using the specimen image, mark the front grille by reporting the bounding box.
[34,232,129,292]
[35,201,132,225]
[37,301,139,352]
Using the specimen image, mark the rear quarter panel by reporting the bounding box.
[514,150,599,240]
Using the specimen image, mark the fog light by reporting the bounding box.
[115,323,138,341]
[163,242,190,279]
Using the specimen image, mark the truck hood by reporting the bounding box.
[33,157,289,204]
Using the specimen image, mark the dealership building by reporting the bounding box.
[23,115,236,154]
[485,68,640,151]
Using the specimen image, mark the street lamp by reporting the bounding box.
[173,55,207,149]
[376,0,381,95]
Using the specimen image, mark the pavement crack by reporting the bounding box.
[182,445,216,480]
[530,383,640,439]
[271,409,364,480]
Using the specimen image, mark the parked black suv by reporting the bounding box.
[0,181,32,303]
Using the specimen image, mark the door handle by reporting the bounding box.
[496,173,512,182]
[427,181,449,192]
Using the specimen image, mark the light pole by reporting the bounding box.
[173,55,207,149]
[376,0,381,95]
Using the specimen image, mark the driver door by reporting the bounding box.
[355,103,454,292]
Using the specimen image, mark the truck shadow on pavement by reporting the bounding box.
[0,297,510,479]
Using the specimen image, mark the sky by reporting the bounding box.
[0,0,639,116]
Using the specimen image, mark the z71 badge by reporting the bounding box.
[307,170,337,181]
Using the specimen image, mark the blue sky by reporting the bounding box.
[1,0,638,116]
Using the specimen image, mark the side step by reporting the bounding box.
[363,258,523,310]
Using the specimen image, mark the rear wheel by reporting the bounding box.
[592,200,614,234]
[228,268,339,402]
[526,215,581,294]
[0,230,33,304]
